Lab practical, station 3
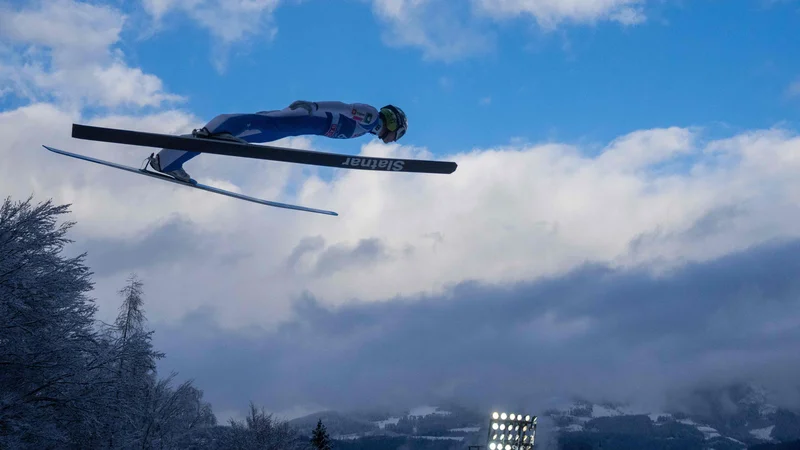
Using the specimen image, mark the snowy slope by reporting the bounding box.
[289,403,484,443]
[544,383,800,449]
[288,384,799,449]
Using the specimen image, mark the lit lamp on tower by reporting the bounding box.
[487,411,537,450]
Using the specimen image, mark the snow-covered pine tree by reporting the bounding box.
[0,196,98,447]
[311,419,333,450]
[102,274,165,447]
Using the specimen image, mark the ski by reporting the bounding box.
[42,145,338,216]
[71,124,458,175]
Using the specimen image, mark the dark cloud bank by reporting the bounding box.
[79,218,247,277]
[151,236,800,418]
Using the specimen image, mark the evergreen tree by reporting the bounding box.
[311,418,333,450]
[104,274,165,447]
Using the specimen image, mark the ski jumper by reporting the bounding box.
[157,101,382,173]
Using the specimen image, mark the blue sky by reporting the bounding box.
[3,0,800,423]
[108,0,800,155]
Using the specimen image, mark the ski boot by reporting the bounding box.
[192,127,248,144]
[147,153,196,184]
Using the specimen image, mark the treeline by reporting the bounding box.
[749,440,800,450]
[384,405,484,437]
[0,196,312,449]
[332,436,463,450]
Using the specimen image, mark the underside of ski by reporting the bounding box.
[42,145,338,216]
[71,123,458,175]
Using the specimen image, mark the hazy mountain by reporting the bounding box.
[286,383,800,450]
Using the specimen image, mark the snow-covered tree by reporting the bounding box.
[104,275,165,447]
[140,374,217,447]
[0,194,319,450]
[99,274,222,449]
[216,402,309,450]
[311,419,333,450]
[0,196,218,449]
[0,196,99,447]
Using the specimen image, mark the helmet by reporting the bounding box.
[379,105,407,141]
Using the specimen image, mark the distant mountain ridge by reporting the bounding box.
[543,383,800,449]
[289,404,487,448]
[287,383,800,449]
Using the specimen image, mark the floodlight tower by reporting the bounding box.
[486,411,537,450]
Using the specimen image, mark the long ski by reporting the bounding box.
[71,124,458,175]
[42,145,338,216]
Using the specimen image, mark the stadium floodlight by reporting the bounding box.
[486,410,537,449]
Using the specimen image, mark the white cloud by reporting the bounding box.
[0,0,183,109]
[137,0,652,66]
[141,0,282,71]
[368,0,495,62]
[152,0,281,44]
[472,0,648,28]
[0,0,123,62]
[5,91,800,332]
[364,0,652,61]
[596,127,695,171]
[142,0,180,21]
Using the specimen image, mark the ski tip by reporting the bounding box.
[311,209,338,216]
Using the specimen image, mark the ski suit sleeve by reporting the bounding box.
[307,101,381,128]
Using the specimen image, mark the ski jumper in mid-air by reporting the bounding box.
[148,100,408,183]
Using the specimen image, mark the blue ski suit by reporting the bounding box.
[157,101,382,173]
